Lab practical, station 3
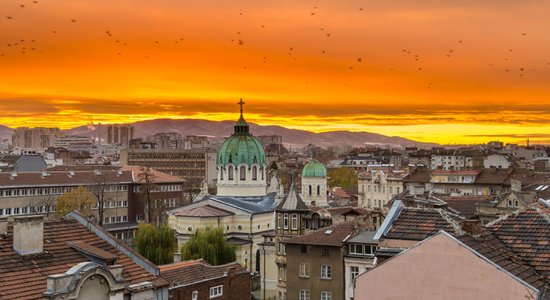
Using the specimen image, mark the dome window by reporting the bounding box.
[228,166,234,180]
[252,166,258,180]
[240,166,246,180]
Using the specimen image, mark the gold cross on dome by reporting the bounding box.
[238,98,245,114]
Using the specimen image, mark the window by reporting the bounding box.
[299,290,310,300]
[122,215,127,222]
[110,217,116,223]
[209,285,223,298]
[228,166,234,180]
[13,207,20,215]
[252,166,257,180]
[396,187,400,194]
[220,168,224,180]
[308,185,312,195]
[299,263,310,278]
[283,213,289,229]
[349,244,363,255]
[291,214,298,230]
[350,266,359,282]
[508,200,513,207]
[321,247,329,257]
[301,245,308,254]
[317,185,320,196]
[277,213,282,229]
[321,265,332,279]
[192,291,198,300]
[0,208,3,215]
[116,216,122,223]
[240,166,246,180]
[321,291,332,300]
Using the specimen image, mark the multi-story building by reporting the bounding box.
[52,134,94,148]
[285,223,355,300]
[120,148,218,186]
[358,169,406,209]
[11,127,60,151]
[274,183,309,300]
[0,166,185,240]
[106,124,134,145]
[430,149,483,170]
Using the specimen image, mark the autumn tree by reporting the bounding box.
[55,186,95,217]
[135,223,175,265]
[181,227,236,266]
[328,167,358,189]
[89,170,113,226]
[138,166,157,224]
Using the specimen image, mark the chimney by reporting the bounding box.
[511,179,521,192]
[461,220,482,236]
[13,215,44,255]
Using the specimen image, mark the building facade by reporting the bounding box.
[358,169,406,209]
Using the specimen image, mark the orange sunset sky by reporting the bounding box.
[1,0,550,144]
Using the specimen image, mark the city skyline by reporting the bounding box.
[1,1,550,144]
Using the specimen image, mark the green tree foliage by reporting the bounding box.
[328,167,358,189]
[135,223,175,265]
[55,186,95,217]
[181,227,236,266]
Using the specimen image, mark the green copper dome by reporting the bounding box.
[216,100,266,167]
[301,160,327,178]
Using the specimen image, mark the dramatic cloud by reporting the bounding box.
[0,0,549,144]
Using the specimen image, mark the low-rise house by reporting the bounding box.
[476,180,538,224]
[0,212,169,299]
[160,260,251,300]
[285,223,355,300]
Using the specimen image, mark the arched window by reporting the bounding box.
[252,166,257,180]
[317,185,320,196]
[240,166,246,180]
[220,168,224,180]
[261,168,264,180]
[228,166,234,180]
[309,185,312,196]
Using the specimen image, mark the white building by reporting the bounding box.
[358,169,406,209]
[300,160,328,207]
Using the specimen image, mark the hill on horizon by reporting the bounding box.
[62,118,437,148]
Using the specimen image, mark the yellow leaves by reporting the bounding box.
[55,186,95,217]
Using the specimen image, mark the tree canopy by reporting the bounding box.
[181,227,236,266]
[328,167,358,189]
[135,223,175,265]
[55,186,95,217]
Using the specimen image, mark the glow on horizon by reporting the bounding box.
[1,0,550,145]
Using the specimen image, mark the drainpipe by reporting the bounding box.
[262,242,266,300]
[249,214,253,273]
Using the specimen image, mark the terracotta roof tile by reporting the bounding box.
[0,218,164,300]
[160,260,248,287]
[488,205,550,284]
[385,209,463,241]
[285,223,355,247]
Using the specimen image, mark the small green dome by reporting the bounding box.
[217,100,266,167]
[301,160,327,178]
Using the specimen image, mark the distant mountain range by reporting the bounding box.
[1,119,437,148]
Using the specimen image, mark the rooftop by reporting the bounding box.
[285,223,355,247]
[160,260,248,288]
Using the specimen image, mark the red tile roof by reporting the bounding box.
[385,209,463,241]
[488,205,550,283]
[0,218,166,300]
[159,260,248,287]
[285,223,355,247]
[458,230,548,291]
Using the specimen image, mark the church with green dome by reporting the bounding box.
[216,99,268,197]
[301,159,328,207]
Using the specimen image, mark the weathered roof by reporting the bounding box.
[346,230,377,244]
[403,168,431,183]
[438,195,493,217]
[458,230,548,291]
[174,205,234,217]
[487,204,550,283]
[0,218,166,300]
[160,260,248,288]
[285,223,355,247]
[120,165,185,183]
[194,192,277,214]
[431,169,480,176]
[276,182,308,211]
[13,155,47,172]
[384,208,464,241]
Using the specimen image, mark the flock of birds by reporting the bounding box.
[1,1,547,90]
